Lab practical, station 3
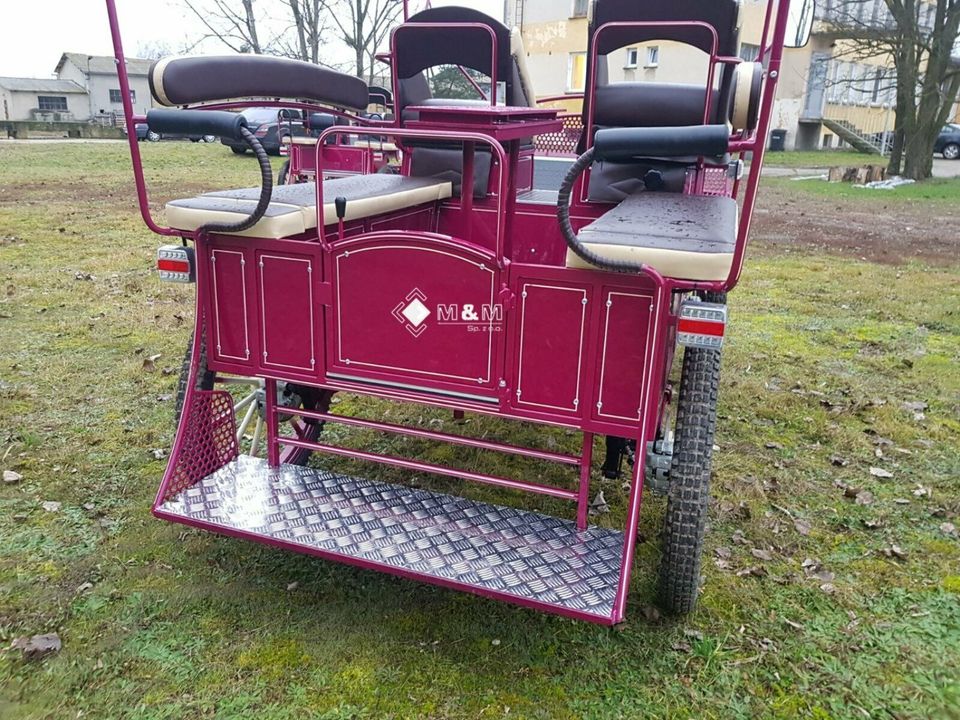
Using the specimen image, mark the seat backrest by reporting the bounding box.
[394,6,533,115]
[580,0,744,201]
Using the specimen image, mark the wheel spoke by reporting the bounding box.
[249,418,263,456]
[233,390,259,414]
[236,401,257,443]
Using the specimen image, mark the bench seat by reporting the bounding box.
[165,174,452,238]
[566,192,738,282]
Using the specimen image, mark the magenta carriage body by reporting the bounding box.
[105,0,802,624]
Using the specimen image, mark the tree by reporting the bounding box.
[182,0,267,54]
[277,0,328,64]
[821,0,960,180]
[428,66,487,100]
[321,0,404,83]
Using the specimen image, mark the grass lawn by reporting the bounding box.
[761,151,882,169]
[780,175,960,203]
[1,142,959,720]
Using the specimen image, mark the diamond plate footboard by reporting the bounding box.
[156,455,625,622]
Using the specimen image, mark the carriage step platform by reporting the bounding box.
[157,455,625,622]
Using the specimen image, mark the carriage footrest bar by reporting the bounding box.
[156,455,625,623]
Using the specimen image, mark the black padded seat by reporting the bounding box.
[567,192,738,281]
[165,174,452,238]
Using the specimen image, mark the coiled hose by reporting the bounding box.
[556,147,648,274]
[198,126,273,235]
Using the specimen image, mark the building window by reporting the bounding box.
[645,46,660,68]
[624,47,638,69]
[739,44,761,62]
[571,0,588,18]
[109,88,135,103]
[567,52,587,92]
[37,96,68,112]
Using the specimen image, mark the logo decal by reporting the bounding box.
[392,288,431,337]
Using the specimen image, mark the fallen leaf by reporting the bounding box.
[765,442,783,450]
[882,544,908,561]
[588,491,609,516]
[142,353,162,372]
[913,484,931,498]
[41,501,61,513]
[939,523,957,538]
[784,618,804,630]
[793,518,811,536]
[731,530,749,546]
[11,633,61,660]
[671,641,692,653]
[855,490,875,506]
[844,486,861,499]
[869,467,894,479]
[714,547,732,560]
[819,583,836,594]
[641,605,661,622]
[3,469,22,484]
[286,581,299,592]
[830,455,849,467]
[751,548,774,562]
[736,566,768,578]
[491,638,501,646]
[151,449,167,460]
[863,518,883,530]
[902,401,928,412]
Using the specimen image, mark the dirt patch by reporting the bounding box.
[752,182,959,265]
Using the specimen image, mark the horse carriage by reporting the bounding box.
[107,0,813,624]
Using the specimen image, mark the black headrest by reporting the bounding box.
[591,0,742,56]
[395,6,511,79]
[308,113,337,130]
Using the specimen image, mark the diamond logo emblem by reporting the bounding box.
[392,289,431,337]
[401,297,430,327]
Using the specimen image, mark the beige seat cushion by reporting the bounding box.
[566,192,738,282]
[283,136,399,152]
[165,174,452,238]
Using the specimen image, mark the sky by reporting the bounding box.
[0,0,504,78]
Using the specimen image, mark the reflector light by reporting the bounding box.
[157,245,195,283]
[677,300,727,349]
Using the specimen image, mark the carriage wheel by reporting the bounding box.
[657,292,725,615]
[174,331,330,465]
[277,159,290,186]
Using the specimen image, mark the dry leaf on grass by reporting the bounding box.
[3,469,22,484]
[869,467,894,479]
[11,633,61,660]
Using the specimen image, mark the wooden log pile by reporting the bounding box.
[827,165,888,184]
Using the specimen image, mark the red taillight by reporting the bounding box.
[157,258,190,273]
[677,300,727,349]
[156,245,195,283]
[254,125,270,137]
[677,318,725,338]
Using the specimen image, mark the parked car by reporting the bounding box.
[935,123,960,160]
[220,108,310,155]
[122,123,216,143]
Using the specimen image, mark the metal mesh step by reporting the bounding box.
[157,455,624,622]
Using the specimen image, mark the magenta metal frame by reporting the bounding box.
[106,0,796,625]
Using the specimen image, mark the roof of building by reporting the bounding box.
[0,77,87,93]
[55,52,153,76]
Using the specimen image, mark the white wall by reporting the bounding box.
[58,58,153,119]
[0,89,89,121]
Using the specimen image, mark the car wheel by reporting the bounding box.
[202,135,216,143]
[147,131,160,142]
[943,143,960,160]
[231,147,247,155]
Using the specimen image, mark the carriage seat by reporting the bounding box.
[566,191,738,282]
[164,174,452,238]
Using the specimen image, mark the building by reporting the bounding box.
[54,53,155,122]
[1,53,153,124]
[0,77,89,122]
[508,0,918,151]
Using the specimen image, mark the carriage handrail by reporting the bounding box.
[314,125,509,262]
